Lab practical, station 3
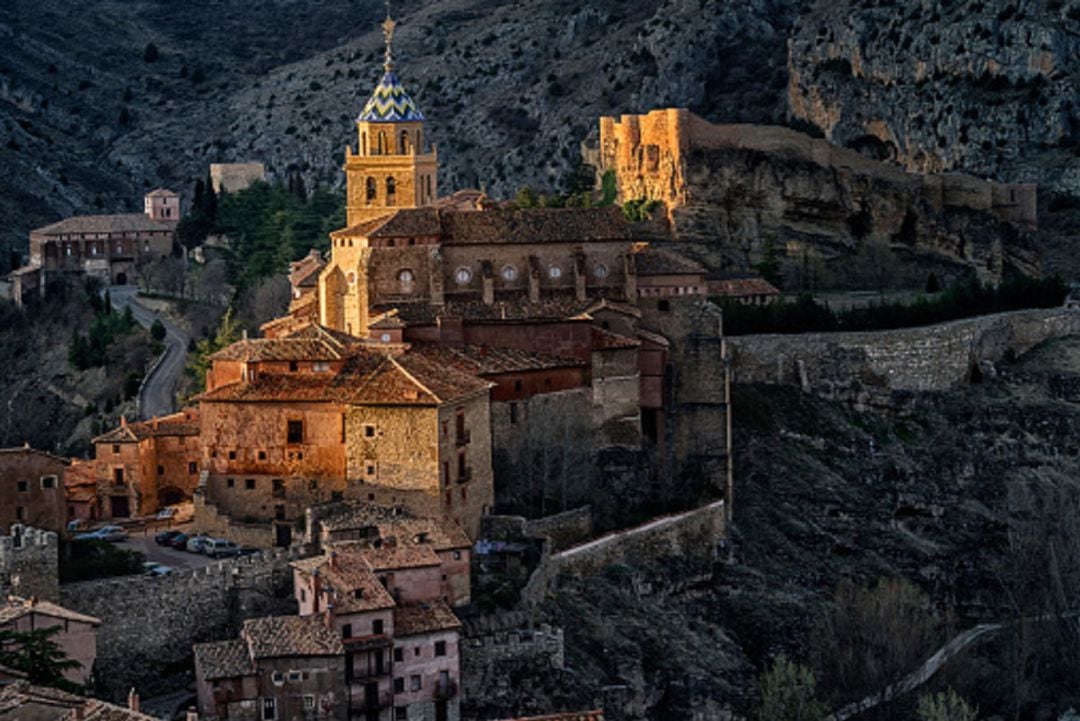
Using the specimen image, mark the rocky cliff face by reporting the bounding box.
[788,0,1080,195]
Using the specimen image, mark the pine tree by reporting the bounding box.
[0,627,83,693]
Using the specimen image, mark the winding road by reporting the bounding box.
[109,286,189,419]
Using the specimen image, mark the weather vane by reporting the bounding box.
[382,0,396,72]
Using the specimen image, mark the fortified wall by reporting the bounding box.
[726,308,1080,409]
[0,525,59,602]
[59,545,309,700]
[596,109,1039,282]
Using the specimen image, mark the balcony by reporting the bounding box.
[435,679,458,700]
[349,687,392,710]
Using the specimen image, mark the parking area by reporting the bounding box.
[115,523,218,571]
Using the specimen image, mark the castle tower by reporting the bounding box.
[344,12,438,227]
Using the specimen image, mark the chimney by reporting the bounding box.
[128,689,139,713]
[323,606,333,630]
[312,569,321,612]
[73,704,86,721]
[120,416,127,428]
[329,550,338,571]
[152,416,159,430]
[186,708,199,721]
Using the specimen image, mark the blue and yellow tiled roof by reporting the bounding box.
[358,71,425,123]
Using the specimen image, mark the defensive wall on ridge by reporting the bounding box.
[59,545,310,700]
[0,525,59,602]
[726,308,1080,409]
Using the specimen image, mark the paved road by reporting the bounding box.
[109,285,189,419]
[116,523,217,571]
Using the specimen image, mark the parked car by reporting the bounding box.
[168,533,190,550]
[66,519,87,532]
[203,538,241,558]
[142,562,174,576]
[74,525,127,543]
[156,507,177,520]
[185,534,210,553]
[155,529,183,545]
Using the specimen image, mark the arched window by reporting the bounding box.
[366,177,377,203]
[426,175,433,201]
[399,130,409,155]
[378,132,386,154]
[399,269,415,293]
[386,177,396,206]
[361,132,367,156]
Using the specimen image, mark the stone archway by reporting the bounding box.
[115,271,128,286]
[158,485,186,508]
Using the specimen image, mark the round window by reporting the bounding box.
[454,267,473,285]
[548,266,562,280]
[380,333,392,343]
[398,269,415,283]
[501,265,518,281]
[593,264,609,279]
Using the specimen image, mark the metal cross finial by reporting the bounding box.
[382,1,396,72]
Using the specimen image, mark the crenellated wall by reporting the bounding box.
[726,308,1080,410]
[59,545,311,700]
[0,525,59,602]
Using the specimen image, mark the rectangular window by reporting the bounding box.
[245,478,256,490]
[342,623,352,638]
[16,480,28,493]
[410,675,421,691]
[364,424,376,438]
[157,465,164,476]
[435,641,446,657]
[226,478,235,488]
[112,444,121,455]
[228,450,237,460]
[366,463,376,477]
[258,451,267,461]
[457,452,467,481]
[287,420,304,444]
[262,698,276,720]
[113,468,124,485]
[40,476,57,490]
[15,507,24,521]
[393,677,405,693]
[289,361,298,372]
[188,462,197,474]
[455,411,466,443]
[303,695,314,710]
[510,402,518,425]
[313,361,330,372]
[373,619,384,635]
[395,707,407,721]
[300,588,307,603]
[394,648,403,663]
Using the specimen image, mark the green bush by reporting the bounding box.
[917,689,978,721]
[59,540,144,583]
[720,275,1067,336]
[757,655,828,721]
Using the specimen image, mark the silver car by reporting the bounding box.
[204,538,241,558]
[75,525,128,543]
[185,534,210,553]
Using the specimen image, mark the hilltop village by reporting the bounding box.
[1,5,1074,721]
[0,12,734,721]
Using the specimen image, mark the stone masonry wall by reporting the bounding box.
[727,308,1080,409]
[0,525,59,602]
[60,545,310,700]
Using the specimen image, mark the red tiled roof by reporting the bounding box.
[363,545,441,571]
[0,682,161,721]
[242,614,345,658]
[145,188,178,198]
[289,251,326,288]
[632,246,706,276]
[442,207,633,245]
[92,409,200,444]
[193,638,253,681]
[0,446,70,466]
[412,343,585,376]
[32,214,177,236]
[209,329,355,362]
[591,327,639,351]
[290,553,396,614]
[0,598,100,627]
[379,290,629,325]
[392,601,461,637]
[708,277,781,297]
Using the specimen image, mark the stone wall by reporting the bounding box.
[726,308,1080,409]
[524,507,593,553]
[0,525,59,602]
[59,545,310,700]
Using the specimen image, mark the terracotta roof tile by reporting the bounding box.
[495,712,604,721]
[363,545,441,571]
[442,207,633,245]
[708,277,781,297]
[392,601,461,637]
[0,682,159,721]
[591,327,640,351]
[0,446,70,466]
[33,214,177,236]
[632,247,706,276]
[411,343,585,375]
[290,553,396,614]
[242,614,345,658]
[92,409,200,444]
[0,598,100,627]
[193,638,254,681]
[145,188,178,198]
[378,290,628,325]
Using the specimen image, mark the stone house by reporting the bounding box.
[290,548,462,721]
[193,325,496,542]
[193,614,348,721]
[0,682,159,720]
[5,189,179,307]
[0,446,67,535]
[0,596,100,685]
[87,409,201,519]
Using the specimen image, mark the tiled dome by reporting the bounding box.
[358,71,425,123]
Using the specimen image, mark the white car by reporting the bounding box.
[75,525,128,543]
[203,539,241,558]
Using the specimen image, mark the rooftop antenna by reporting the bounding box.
[382,1,396,73]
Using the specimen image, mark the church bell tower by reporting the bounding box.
[344,11,438,227]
